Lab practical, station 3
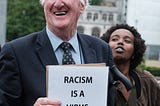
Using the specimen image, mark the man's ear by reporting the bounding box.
[80,0,86,14]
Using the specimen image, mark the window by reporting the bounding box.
[117,14,121,22]
[102,2,116,7]
[109,14,113,22]
[87,12,92,20]
[93,13,98,21]
[92,27,100,37]
[145,45,160,60]
[77,26,84,34]
[102,13,107,21]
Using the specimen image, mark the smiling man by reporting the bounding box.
[42,0,86,41]
[0,0,115,106]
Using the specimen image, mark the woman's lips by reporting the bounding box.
[115,47,124,53]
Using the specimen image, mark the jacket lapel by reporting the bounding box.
[78,33,97,63]
[35,28,58,68]
[35,31,97,66]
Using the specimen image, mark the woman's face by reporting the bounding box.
[109,29,134,64]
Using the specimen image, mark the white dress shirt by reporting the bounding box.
[46,27,84,65]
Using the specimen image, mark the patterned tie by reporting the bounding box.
[60,42,75,65]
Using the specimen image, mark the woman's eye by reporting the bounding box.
[111,38,118,42]
[125,39,131,43]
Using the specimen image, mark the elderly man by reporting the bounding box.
[0,0,115,106]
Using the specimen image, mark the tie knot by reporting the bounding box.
[60,42,71,51]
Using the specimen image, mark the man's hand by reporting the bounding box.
[34,97,61,106]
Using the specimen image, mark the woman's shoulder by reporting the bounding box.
[135,69,158,84]
[135,70,153,77]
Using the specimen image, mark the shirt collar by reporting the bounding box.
[46,27,79,53]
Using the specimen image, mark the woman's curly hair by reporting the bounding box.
[101,24,146,70]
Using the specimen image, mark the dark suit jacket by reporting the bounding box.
[0,28,115,106]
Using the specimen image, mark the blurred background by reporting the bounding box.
[0,0,160,77]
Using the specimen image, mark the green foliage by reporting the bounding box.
[137,58,160,76]
[7,0,45,41]
[138,64,160,76]
[90,0,103,5]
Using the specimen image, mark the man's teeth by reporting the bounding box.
[55,12,66,15]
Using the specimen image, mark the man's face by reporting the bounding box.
[109,29,134,64]
[43,0,85,31]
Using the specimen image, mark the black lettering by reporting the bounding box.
[86,77,92,83]
[64,76,69,83]
[64,76,92,84]
[79,90,85,97]
[75,76,79,83]
[81,76,85,83]
[71,90,78,97]
[70,77,74,83]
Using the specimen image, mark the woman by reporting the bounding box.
[101,24,160,106]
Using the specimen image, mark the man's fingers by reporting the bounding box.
[34,97,61,106]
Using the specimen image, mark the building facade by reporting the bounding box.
[77,0,126,37]
[77,0,160,66]
[0,0,7,47]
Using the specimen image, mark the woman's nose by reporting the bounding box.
[117,39,124,45]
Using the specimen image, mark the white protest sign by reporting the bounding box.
[46,65,109,106]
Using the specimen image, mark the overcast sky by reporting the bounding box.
[127,0,160,45]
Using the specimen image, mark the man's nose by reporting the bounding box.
[54,0,64,9]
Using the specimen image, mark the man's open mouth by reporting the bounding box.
[54,11,68,16]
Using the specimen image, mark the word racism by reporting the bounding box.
[64,76,93,106]
[64,76,93,83]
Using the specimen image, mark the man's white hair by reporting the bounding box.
[39,0,44,5]
[39,0,87,5]
[80,0,85,4]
